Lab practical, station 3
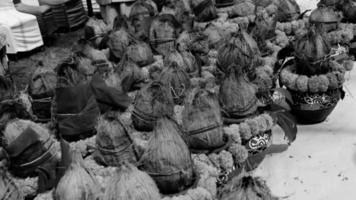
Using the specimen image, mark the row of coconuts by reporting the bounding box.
[1,0,355,199]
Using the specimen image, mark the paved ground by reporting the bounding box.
[255,67,356,200]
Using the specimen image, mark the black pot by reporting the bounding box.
[289,89,341,124]
[215,0,235,8]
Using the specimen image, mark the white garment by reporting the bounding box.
[0,0,43,54]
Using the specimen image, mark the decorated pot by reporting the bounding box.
[289,88,341,124]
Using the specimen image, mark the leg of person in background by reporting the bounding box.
[0,47,8,76]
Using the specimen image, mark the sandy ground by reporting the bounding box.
[254,67,356,200]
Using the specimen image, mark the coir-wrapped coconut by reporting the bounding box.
[132,81,174,131]
[29,64,57,122]
[293,28,331,75]
[191,0,217,22]
[309,7,340,32]
[182,86,225,150]
[3,119,60,192]
[216,30,261,77]
[139,117,194,194]
[116,54,146,92]
[129,0,156,40]
[127,41,155,67]
[160,61,191,105]
[103,162,161,200]
[0,168,24,200]
[149,14,179,56]
[55,149,100,200]
[94,112,137,167]
[164,50,199,76]
[219,66,258,118]
[108,29,132,62]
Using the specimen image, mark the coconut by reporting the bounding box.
[94,113,137,167]
[132,81,174,131]
[160,61,191,105]
[127,42,155,67]
[339,0,356,23]
[309,7,340,32]
[84,18,109,48]
[216,30,261,76]
[227,1,255,18]
[182,86,225,150]
[219,65,258,119]
[55,149,100,200]
[274,0,300,22]
[103,162,161,200]
[0,168,24,200]
[165,49,199,76]
[139,117,194,194]
[116,55,146,92]
[149,14,179,56]
[293,28,331,76]
[219,176,276,200]
[191,0,217,22]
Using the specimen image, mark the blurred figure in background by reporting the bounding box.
[0,28,8,76]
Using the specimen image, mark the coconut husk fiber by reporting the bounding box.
[293,28,331,76]
[29,63,57,98]
[182,86,225,151]
[218,175,277,200]
[216,30,261,76]
[132,81,174,131]
[160,61,191,105]
[127,41,155,67]
[116,54,146,92]
[103,162,161,200]
[0,168,24,200]
[219,65,258,119]
[191,0,217,22]
[149,14,179,56]
[164,50,199,77]
[129,0,156,40]
[139,117,194,194]
[55,148,100,200]
[94,112,137,167]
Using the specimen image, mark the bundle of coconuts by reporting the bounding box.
[94,112,137,167]
[131,81,174,131]
[139,117,195,194]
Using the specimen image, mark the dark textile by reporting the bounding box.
[90,74,131,113]
[55,83,100,141]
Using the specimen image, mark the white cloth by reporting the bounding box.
[0,0,43,54]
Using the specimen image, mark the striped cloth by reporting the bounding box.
[82,0,100,13]
[0,1,43,54]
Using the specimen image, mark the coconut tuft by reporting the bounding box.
[103,162,161,200]
[139,117,194,194]
[55,149,100,200]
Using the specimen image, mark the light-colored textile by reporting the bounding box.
[0,0,43,54]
